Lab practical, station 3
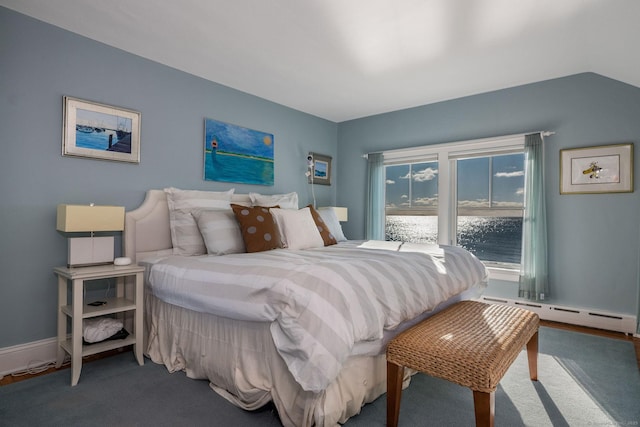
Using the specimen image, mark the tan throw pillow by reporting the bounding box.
[231,204,281,253]
[307,205,337,246]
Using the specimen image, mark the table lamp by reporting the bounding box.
[56,204,125,267]
[333,207,348,222]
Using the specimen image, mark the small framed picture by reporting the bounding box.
[560,143,633,194]
[308,152,332,185]
[62,96,141,163]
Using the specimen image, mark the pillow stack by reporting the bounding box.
[165,188,347,255]
[165,187,234,256]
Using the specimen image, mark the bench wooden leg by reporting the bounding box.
[387,361,404,427]
[472,390,495,427]
[526,330,539,381]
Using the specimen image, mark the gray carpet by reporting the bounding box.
[1,327,638,426]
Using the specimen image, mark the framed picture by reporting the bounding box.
[204,118,274,186]
[308,152,332,185]
[560,143,633,194]
[62,96,141,163]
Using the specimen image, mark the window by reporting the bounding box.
[383,135,525,270]
[386,162,438,243]
[456,153,524,266]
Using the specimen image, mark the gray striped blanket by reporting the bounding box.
[148,241,488,392]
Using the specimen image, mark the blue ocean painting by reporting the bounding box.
[75,108,132,153]
[204,118,274,185]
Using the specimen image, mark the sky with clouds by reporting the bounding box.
[385,153,524,212]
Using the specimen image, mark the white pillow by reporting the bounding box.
[249,192,298,209]
[317,207,347,242]
[164,187,234,255]
[193,210,245,255]
[271,207,324,250]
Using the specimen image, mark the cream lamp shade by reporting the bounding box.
[333,207,348,222]
[56,204,125,232]
[56,204,125,267]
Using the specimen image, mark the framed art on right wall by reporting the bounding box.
[560,143,633,194]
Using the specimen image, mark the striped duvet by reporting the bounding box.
[148,241,488,392]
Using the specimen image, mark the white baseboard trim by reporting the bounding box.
[477,296,638,335]
[0,337,58,377]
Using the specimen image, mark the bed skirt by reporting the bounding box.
[144,291,411,427]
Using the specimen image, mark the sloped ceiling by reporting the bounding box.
[2,0,639,122]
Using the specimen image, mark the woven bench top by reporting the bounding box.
[387,300,539,393]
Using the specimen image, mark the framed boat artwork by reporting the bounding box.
[62,96,141,163]
[204,118,274,186]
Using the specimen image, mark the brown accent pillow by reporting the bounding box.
[231,204,282,253]
[307,204,337,246]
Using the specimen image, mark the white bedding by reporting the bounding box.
[147,240,488,393]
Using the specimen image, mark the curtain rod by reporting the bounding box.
[362,130,555,159]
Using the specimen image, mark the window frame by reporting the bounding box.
[383,134,525,280]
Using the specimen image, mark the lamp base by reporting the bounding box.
[67,236,115,267]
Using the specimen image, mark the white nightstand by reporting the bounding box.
[54,263,145,386]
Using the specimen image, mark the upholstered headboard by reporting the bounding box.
[123,189,251,263]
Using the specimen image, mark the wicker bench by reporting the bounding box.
[386,300,540,427]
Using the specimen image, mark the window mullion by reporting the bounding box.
[409,164,413,208]
[488,156,493,207]
[436,150,451,245]
[449,158,458,246]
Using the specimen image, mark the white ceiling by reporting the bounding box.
[2,0,639,122]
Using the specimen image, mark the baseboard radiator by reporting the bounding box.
[476,296,637,335]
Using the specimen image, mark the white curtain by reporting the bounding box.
[519,133,549,301]
[366,153,385,240]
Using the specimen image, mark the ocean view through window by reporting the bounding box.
[386,216,522,264]
[384,146,524,267]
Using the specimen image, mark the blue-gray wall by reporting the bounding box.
[0,8,337,348]
[337,73,640,322]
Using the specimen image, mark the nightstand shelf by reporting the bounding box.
[61,296,137,318]
[59,334,138,358]
[54,263,145,386]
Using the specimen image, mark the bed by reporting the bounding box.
[123,188,489,426]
